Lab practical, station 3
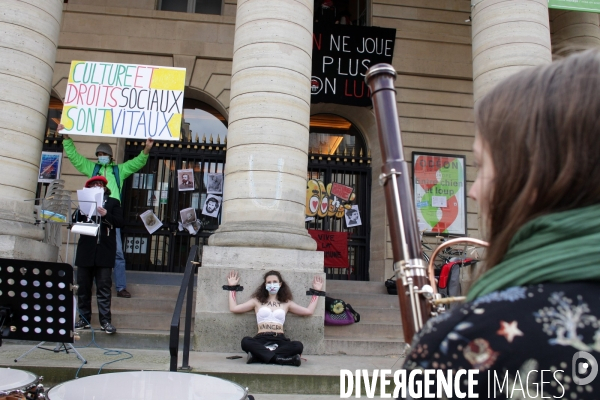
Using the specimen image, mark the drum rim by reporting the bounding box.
[48,371,248,399]
[0,368,39,392]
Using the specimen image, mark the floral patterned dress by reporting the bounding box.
[403,282,600,399]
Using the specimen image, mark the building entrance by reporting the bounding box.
[306,114,371,281]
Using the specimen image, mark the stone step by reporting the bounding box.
[325,322,402,339]
[0,345,404,395]
[88,312,194,331]
[75,328,188,350]
[112,283,192,299]
[322,337,406,357]
[350,306,402,324]
[90,296,195,314]
[325,292,400,309]
[91,284,188,300]
[326,280,388,295]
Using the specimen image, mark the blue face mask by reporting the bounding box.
[266,283,280,294]
[98,156,110,165]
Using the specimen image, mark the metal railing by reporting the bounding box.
[169,245,198,371]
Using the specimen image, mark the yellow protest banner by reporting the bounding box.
[61,61,186,141]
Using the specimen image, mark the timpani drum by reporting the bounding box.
[47,371,249,400]
[0,368,43,399]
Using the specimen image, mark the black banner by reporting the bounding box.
[311,23,396,107]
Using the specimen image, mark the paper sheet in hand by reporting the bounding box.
[76,187,104,218]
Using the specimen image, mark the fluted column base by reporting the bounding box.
[208,221,317,251]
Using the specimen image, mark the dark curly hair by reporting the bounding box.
[251,270,293,304]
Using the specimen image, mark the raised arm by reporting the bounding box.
[58,123,95,177]
[287,275,324,316]
[227,271,256,313]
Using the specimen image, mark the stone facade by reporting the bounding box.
[2,0,599,353]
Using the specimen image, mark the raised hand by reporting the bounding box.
[227,270,240,286]
[312,275,323,291]
[144,138,155,155]
[57,123,69,139]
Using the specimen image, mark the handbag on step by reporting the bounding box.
[324,296,360,325]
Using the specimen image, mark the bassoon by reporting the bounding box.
[365,64,487,346]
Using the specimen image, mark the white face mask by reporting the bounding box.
[266,283,280,294]
[98,156,110,165]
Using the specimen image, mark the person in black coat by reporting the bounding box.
[73,176,124,334]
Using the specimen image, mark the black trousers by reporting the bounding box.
[77,266,112,325]
[241,334,304,363]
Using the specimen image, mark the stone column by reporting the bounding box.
[471,0,552,102]
[195,0,325,354]
[0,0,63,261]
[208,0,316,251]
[550,9,600,54]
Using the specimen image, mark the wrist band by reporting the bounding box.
[306,288,326,296]
[223,285,243,291]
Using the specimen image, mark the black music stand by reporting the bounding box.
[0,257,86,364]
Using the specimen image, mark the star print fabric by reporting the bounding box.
[402,282,600,399]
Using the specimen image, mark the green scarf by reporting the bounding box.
[466,204,600,301]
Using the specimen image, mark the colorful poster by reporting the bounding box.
[308,229,349,268]
[60,61,185,140]
[412,152,467,235]
[38,151,62,183]
[548,0,600,13]
[305,179,356,219]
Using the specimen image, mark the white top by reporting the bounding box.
[256,307,285,325]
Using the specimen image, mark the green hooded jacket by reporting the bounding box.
[63,138,149,201]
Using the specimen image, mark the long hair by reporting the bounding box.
[475,49,600,272]
[251,270,293,304]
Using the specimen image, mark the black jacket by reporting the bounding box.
[74,195,124,268]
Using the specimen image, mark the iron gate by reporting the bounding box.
[306,152,371,281]
[121,138,225,273]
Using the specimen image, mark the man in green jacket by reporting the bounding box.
[59,124,154,299]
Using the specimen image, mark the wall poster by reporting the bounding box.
[311,23,396,107]
[412,152,467,235]
[38,151,62,183]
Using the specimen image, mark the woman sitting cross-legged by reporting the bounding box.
[226,270,323,367]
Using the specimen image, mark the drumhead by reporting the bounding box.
[0,368,38,391]
[47,371,247,400]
